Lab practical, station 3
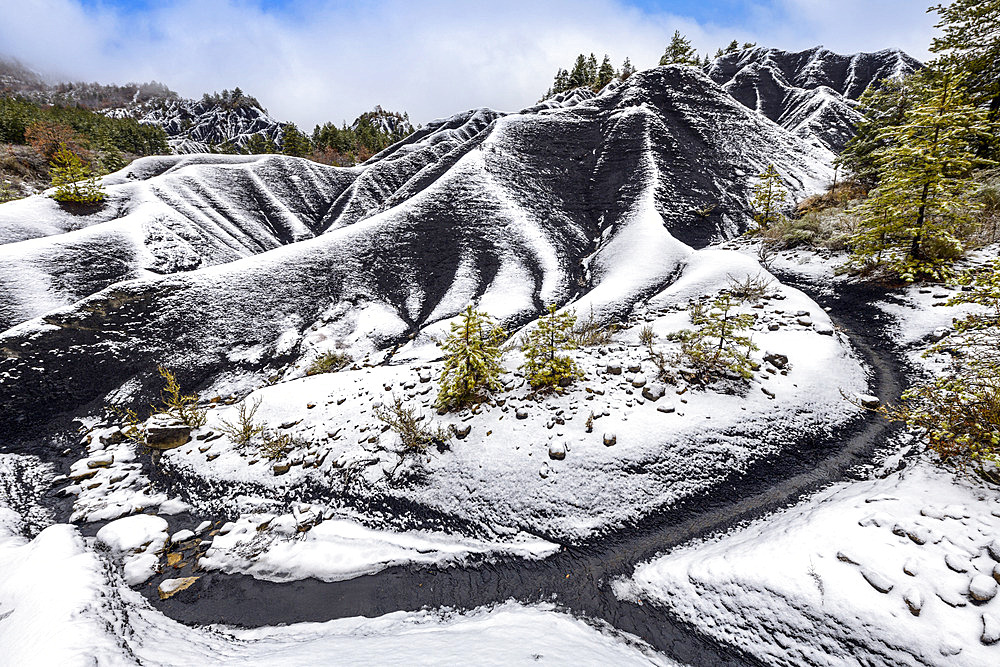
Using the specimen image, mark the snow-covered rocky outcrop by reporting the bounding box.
[105,95,285,154]
[707,46,921,153]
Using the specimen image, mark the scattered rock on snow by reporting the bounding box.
[642,383,665,401]
[603,433,617,447]
[945,553,969,573]
[606,363,622,375]
[453,424,472,439]
[983,613,1000,645]
[548,442,566,461]
[970,574,998,602]
[144,414,191,450]
[763,352,788,368]
[656,404,675,414]
[904,587,923,616]
[987,539,1000,562]
[171,529,195,544]
[158,576,200,600]
[857,394,881,409]
[861,568,894,593]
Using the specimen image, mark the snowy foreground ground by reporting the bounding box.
[0,495,671,666]
[614,246,1000,665]
[2,242,997,664]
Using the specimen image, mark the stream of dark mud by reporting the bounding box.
[134,277,908,666]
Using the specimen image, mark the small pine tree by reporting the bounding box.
[837,75,922,186]
[595,55,616,90]
[670,295,758,381]
[585,53,599,83]
[725,40,740,55]
[50,143,105,204]
[436,306,506,410]
[281,123,312,158]
[0,170,18,203]
[246,133,278,154]
[520,304,581,390]
[877,261,1000,471]
[749,164,788,232]
[98,144,126,175]
[659,31,699,66]
[849,68,994,281]
[568,54,590,89]
[620,58,636,81]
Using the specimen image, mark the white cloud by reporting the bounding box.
[0,0,936,129]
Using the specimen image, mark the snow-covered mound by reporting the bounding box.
[0,64,835,436]
[707,46,920,153]
[0,154,357,330]
[617,464,1000,665]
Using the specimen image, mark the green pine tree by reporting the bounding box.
[568,54,590,89]
[50,143,105,204]
[930,0,1000,125]
[659,31,699,66]
[849,68,994,281]
[725,40,740,55]
[620,58,636,81]
[670,294,758,381]
[585,53,599,84]
[749,164,788,232]
[246,133,278,154]
[837,74,923,186]
[595,55,616,90]
[436,306,506,410]
[520,304,581,391]
[281,123,312,157]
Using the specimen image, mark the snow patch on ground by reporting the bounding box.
[617,463,1000,665]
[200,511,557,583]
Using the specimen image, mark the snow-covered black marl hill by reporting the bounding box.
[0,64,833,435]
[706,46,921,152]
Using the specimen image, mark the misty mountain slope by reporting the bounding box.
[0,154,357,330]
[707,46,920,152]
[0,65,833,436]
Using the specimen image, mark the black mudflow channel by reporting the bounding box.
[35,277,910,666]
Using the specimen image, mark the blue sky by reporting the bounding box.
[3,1,937,129]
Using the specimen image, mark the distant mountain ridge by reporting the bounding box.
[0,58,285,154]
[706,46,921,152]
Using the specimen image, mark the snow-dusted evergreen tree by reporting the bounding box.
[436,306,505,410]
[838,75,923,186]
[520,304,581,390]
[749,164,788,232]
[879,261,1000,470]
[596,55,616,90]
[659,31,699,66]
[930,0,1000,125]
[670,294,757,381]
[50,143,104,204]
[619,58,636,81]
[849,68,993,281]
[281,123,312,158]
